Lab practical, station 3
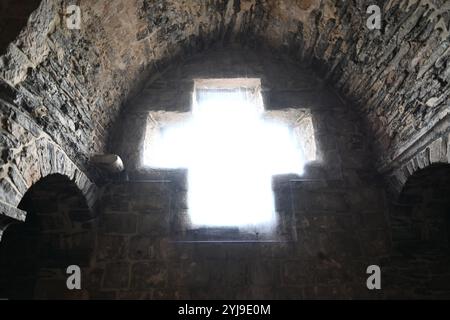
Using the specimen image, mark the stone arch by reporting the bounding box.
[385,163,450,298]
[387,135,450,196]
[0,132,97,240]
[0,173,95,299]
[0,0,447,176]
[394,164,450,247]
[1,136,97,209]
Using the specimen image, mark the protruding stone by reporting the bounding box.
[429,138,445,164]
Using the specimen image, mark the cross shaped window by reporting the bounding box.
[143,78,316,234]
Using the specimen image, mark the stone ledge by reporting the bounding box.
[447,132,450,163]
[0,199,26,222]
[0,199,26,242]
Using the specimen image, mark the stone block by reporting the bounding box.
[0,199,26,221]
[7,165,28,195]
[180,261,211,288]
[297,213,355,231]
[249,259,279,286]
[296,191,348,213]
[0,177,22,207]
[359,229,390,257]
[447,132,450,163]
[54,148,67,175]
[102,194,129,212]
[170,210,191,234]
[36,139,52,177]
[130,261,167,289]
[69,208,93,222]
[358,211,388,230]
[103,262,130,289]
[282,260,313,285]
[224,260,249,287]
[191,243,228,261]
[96,235,128,261]
[344,187,385,212]
[130,192,168,211]
[393,168,407,186]
[319,231,362,258]
[138,213,169,235]
[102,213,137,234]
[87,268,104,290]
[429,137,445,163]
[129,235,158,260]
[172,192,188,210]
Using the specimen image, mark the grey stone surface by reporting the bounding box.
[0,0,449,300]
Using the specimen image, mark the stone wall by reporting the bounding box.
[0,174,95,299]
[0,0,449,299]
[0,78,97,238]
[383,164,450,298]
[257,1,450,177]
[87,176,388,299]
[112,45,377,176]
[96,45,391,299]
[1,44,393,299]
[1,42,448,300]
[0,0,259,175]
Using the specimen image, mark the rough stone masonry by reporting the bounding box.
[0,0,449,299]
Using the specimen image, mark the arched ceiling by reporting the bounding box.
[0,0,449,176]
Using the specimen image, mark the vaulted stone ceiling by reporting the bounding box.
[0,0,449,180]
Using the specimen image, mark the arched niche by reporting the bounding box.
[386,164,450,298]
[0,134,98,240]
[0,173,95,299]
[393,164,450,250]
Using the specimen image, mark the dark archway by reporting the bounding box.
[386,164,450,298]
[0,174,95,299]
[0,0,42,55]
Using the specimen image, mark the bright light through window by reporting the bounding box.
[144,79,308,229]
